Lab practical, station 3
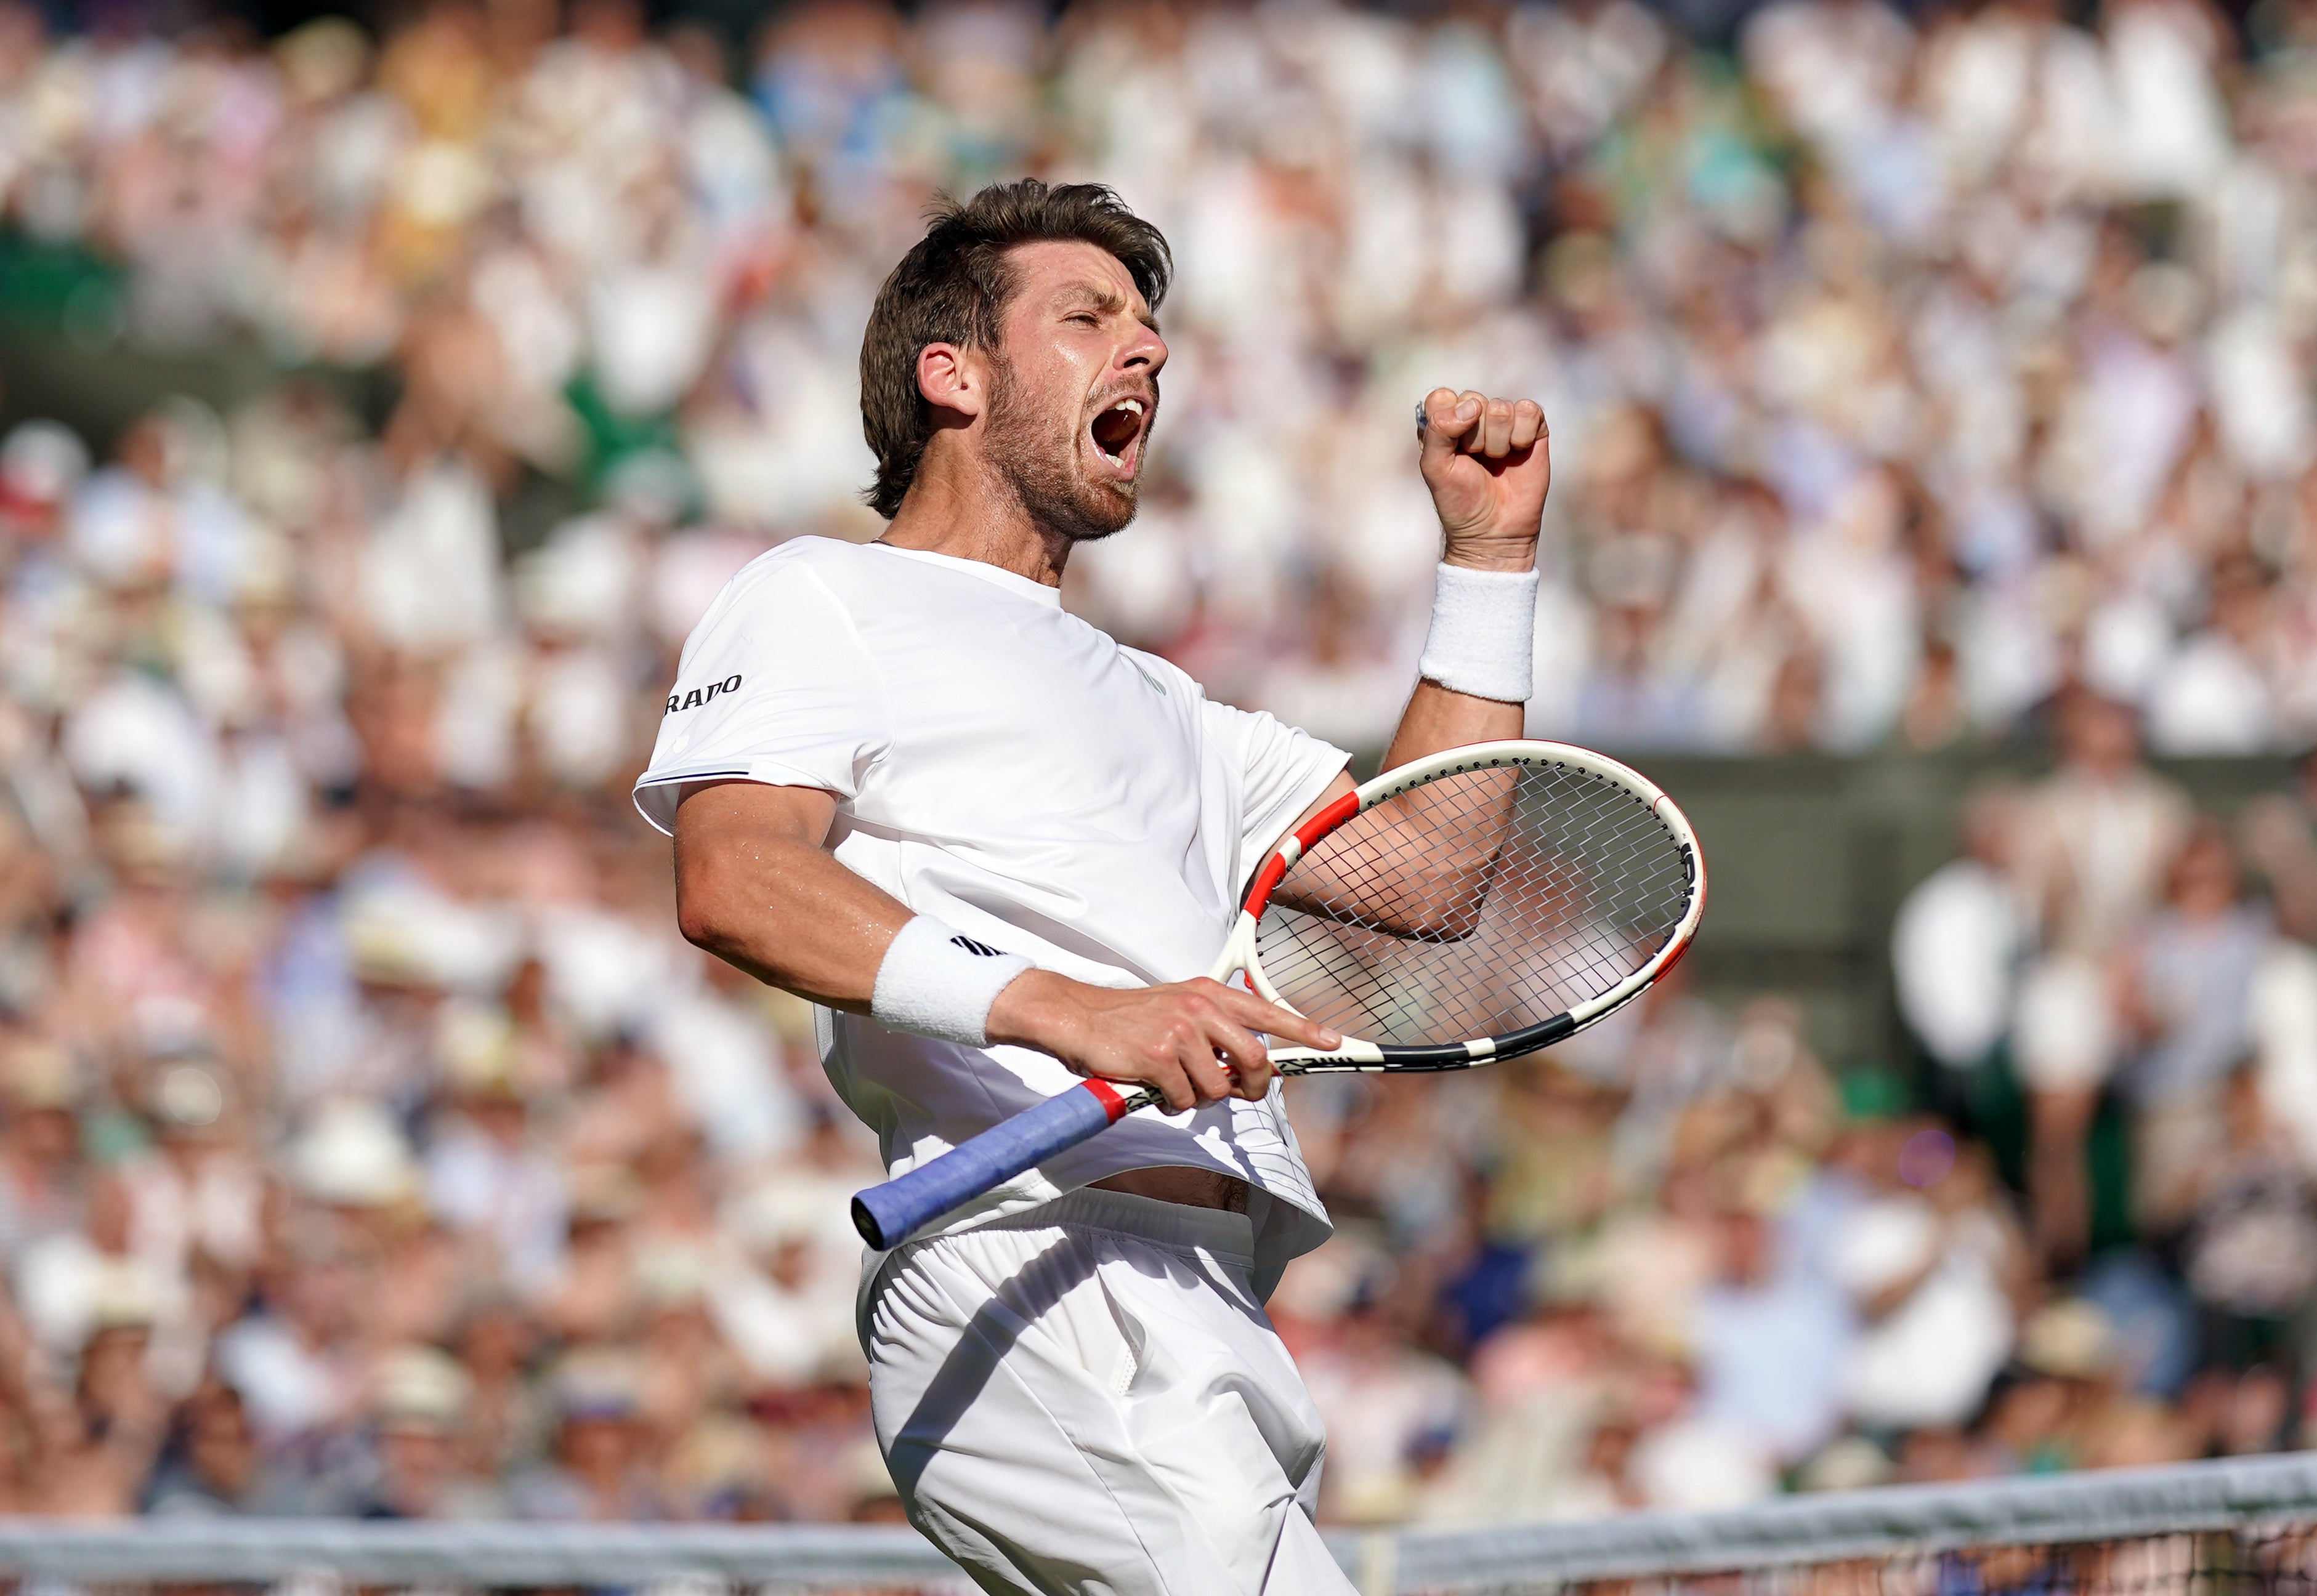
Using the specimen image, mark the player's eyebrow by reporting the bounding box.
[1056,283,1160,336]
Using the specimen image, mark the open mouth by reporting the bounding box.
[1089,397,1147,474]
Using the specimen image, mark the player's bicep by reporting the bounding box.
[676,779,838,851]
[672,781,839,948]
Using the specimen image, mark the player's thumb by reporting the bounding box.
[1420,388,1475,470]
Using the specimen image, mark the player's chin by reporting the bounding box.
[1059,493,1137,544]
[1069,454,1142,534]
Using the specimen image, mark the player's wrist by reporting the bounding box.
[982,967,1080,1054]
[870,916,1035,1048]
[1439,536,1539,574]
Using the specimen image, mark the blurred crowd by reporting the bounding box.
[0,0,2316,1537]
[6,0,2317,751]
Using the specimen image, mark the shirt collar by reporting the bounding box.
[874,544,1064,608]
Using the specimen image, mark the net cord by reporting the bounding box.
[0,1454,2313,1592]
[1387,1452,2317,1589]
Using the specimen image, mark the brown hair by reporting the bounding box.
[858,179,1172,519]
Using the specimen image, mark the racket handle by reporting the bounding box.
[851,1080,1151,1249]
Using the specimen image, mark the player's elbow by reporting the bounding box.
[1381,901,1487,942]
[1357,876,1492,942]
[674,868,742,956]
[675,893,719,954]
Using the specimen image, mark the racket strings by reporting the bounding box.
[1258,761,1693,1046]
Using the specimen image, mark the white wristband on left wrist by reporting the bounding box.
[1419,562,1539,703]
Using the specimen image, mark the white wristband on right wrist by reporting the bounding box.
[870,916,1034,1048]
[1419,562,1539,703]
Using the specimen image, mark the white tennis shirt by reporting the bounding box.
[635,537,1347,1278]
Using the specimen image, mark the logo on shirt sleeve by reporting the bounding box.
[665,674,743,715]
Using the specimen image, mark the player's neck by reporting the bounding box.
[879,452,1072,589]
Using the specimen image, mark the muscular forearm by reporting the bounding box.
[673,781,911,1010]
[1383,679,1524,770]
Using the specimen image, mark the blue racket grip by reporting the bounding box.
[852,1081,1138,1249]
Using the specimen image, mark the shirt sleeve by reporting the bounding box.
[632,557,892,835]
[1201,697,1351,866]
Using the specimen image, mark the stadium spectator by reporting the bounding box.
[2119,823,2278,1233]
[1892,781,2033,1124]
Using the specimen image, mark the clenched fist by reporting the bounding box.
[1418,387,1551,573]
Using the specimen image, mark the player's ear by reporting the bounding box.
[917,342,987,423]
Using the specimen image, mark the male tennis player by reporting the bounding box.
[636,180,1548,1595]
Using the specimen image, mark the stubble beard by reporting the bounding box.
[982,352,1140,544]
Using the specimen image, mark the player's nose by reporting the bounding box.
[1119,318,1167,378]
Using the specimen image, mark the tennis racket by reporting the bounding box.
[851,739,1704,1249]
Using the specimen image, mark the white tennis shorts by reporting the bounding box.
[865,1186,1356,1596]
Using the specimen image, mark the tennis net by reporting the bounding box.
[1375,1452,2317,1594]
[0,1453,2311,1596]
